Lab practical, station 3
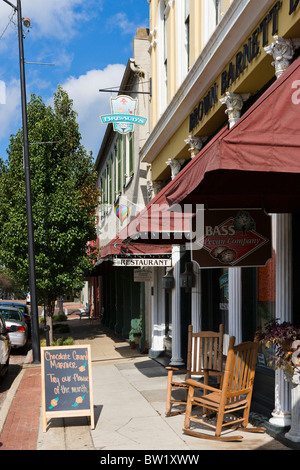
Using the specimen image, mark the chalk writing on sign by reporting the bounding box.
[41,345,94,432]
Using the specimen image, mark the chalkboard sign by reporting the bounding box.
[41,345,94,432]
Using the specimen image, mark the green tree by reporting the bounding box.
[0,87,99,342]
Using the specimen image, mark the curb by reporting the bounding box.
[0,348,33,434]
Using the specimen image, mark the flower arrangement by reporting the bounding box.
[255,319,300,374]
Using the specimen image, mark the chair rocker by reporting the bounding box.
[165,324,224,416]
[183,336,265,441]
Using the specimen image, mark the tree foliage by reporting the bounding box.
[0,87,99,328]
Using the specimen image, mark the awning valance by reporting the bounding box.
[100,237,172,259]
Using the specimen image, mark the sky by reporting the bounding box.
[0,0,149,161]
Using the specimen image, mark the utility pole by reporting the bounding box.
[3,0,40,362]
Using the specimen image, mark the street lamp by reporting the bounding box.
[2,0,40,363]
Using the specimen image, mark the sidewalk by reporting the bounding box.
[0,305,296,451]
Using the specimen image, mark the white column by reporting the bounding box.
[191,262,202,332]
[269,214,292,427]
[220,93,250,351]
[149,267,166,358]
[170,245,184,365]
[228,268,242,345]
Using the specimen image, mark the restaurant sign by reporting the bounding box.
[192,209,272,268]
[113,257,172,267]
[100,95,147,134]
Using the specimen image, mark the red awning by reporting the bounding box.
[163,55,300,213]
[100,236,172,258]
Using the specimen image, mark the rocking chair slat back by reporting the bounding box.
[187,324,224,379]
[165,324,224,416]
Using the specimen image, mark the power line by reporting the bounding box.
[0,10,16,40]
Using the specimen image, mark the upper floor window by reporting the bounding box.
[203,0,223,46]
[157,0,168,115]
[185,0,190,72]
[99,132,135,223]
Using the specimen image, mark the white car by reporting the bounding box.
[0,313,11,377]
[26,293,30,305]
[0,307,28,348]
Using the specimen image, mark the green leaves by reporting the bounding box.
[0,87,98,309]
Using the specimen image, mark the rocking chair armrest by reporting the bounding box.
[165,366,187,372]
[204,369,223,377]
[185,378,221,394]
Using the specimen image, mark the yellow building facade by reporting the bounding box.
[144,0,300,182]
[142,0,300,432]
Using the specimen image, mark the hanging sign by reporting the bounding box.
[192,209,272,268]
[114,257,172,267]
[100,95,147,134]
[41,345,94,432]
[134,268,153,282]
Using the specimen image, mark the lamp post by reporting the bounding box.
[3,0,40,363]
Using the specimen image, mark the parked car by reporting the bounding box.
[0,302,31,335]
[0,307,28,348]
[0,313,12,377]
[26,293,30,305]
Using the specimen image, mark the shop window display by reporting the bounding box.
[256,252,276,370]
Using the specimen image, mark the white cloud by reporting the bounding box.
[0,0,101,42]
[0,78,20,142]
[106,12,138,36]
[60,64,126,157]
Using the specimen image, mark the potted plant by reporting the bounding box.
[255,319,300,374]
[255,319,300,443]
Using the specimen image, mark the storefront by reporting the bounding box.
[139,0,300,422]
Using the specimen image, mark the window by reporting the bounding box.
[185,0,190,72]
[122,135,126,186]
[100,130,135,221]
[256,258,276,370]
[203,0,223,46]
[129,132,134,176]
[163,9,167,91]
[102,167,108,204]
[158,0,168,114]
[108,156,113,205]
[115,140,122,196]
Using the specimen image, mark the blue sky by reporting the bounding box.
[0,0,149,161]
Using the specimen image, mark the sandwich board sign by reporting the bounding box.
[41,345,94,432]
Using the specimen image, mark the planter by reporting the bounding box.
[284,368,300,442]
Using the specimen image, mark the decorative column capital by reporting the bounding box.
[147,180,164,200]
[184,135,208,158]
[165,158,185,179]
[220,92,251,128]
[264,35,300,79]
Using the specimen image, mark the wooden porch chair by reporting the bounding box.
[165,324,224,416]
[183,336,265,441]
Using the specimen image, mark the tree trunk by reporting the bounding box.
[46,298,56,344]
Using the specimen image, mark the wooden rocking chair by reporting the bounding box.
[165,324,224,416]
[183,336,265,441]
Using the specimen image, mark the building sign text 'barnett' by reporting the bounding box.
[189,0,300,132]
[101,95,147,135]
